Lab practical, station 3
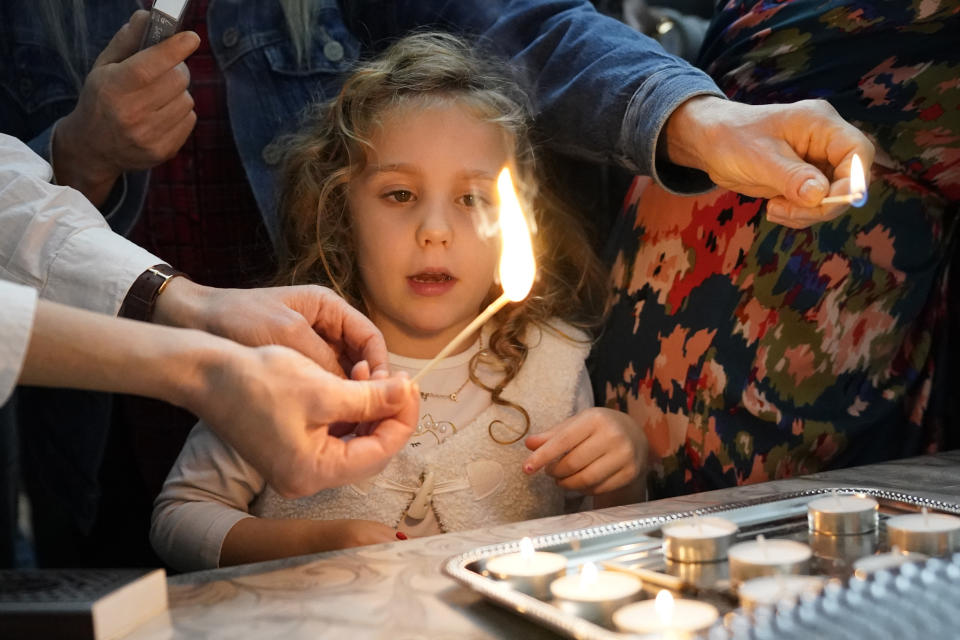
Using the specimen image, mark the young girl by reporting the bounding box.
[151,33,647,572]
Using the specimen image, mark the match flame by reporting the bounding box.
[496,168,536,301]
[850,153,867,207]
[655,590,675,626]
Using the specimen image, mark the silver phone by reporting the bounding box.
[139,0,192,49]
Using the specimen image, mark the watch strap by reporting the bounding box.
[118,264,188,322]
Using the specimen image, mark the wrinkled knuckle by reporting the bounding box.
[130,65,154,87]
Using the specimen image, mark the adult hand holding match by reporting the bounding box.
[665,97,875,229]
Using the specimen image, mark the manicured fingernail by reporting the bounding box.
[800,178,825,203]
[523,464,533,473]
[396,531,408,540]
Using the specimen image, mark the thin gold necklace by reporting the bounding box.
[419,377,470,402]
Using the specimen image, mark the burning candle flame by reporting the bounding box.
[655,590,675,626]
[496,168,536,301]
[519,537,535,561]
[578,562,598,589]
[849,153,867,207]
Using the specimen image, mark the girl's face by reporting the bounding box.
[347,101,507,358]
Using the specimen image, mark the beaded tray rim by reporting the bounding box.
[442,487,960,640]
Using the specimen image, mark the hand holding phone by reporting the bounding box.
[140,0,192,49]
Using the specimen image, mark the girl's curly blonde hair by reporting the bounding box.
[275,32,608,443]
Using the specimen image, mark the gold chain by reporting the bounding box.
[419,377,470,402]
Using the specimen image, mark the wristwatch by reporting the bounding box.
[118,264,188,322]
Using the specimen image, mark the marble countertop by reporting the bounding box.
[127,451,960,639]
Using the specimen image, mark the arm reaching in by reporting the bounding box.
[153,278,391,379]
[344,0,874,227]
[18,297,419,498]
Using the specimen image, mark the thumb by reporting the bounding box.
[772,150,830,208]
[319,375,416,423]
[94,10,151,67]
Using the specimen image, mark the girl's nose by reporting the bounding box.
[416,200,453,247]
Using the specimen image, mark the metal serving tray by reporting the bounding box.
[442,488,960,639]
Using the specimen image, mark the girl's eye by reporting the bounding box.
[385,190,414,203]
[459,193,487,208]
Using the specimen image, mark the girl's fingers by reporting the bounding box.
[587,466,638,495]
[555,453,623,492]
[523,422,589,473]
[545,436,610,479]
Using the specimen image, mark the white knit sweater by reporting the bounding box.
[151,320,591,572]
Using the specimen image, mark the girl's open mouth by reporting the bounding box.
[408,271,456,296]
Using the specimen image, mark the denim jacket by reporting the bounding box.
[0,0,721,242]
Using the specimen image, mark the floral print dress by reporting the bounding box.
[592,0,959,499]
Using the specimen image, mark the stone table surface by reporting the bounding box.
[125,451,960,639]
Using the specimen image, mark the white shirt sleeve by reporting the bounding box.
[150,421,265,572]
[0,280,38,406]
[0,134,160,315]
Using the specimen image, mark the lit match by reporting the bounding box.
[820,153,867,207]
[410,167,536,385]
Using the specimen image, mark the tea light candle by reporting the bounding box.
[550,562,642,625]
[662,516,739,562]
[885,508,960,556]
[727,535,812,583]
[738,575,826,610]
[808,491,878,534]
[486,537,567,599]
[613,589,719,636]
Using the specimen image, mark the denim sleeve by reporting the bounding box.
[341,0,724,193]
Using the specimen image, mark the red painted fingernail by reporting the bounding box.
[396,531,408,540]
[524,464,533,473]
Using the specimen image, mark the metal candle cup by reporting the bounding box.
[807,494,879,534]
[727,537,812,583]
[885,510,960,557]
[809,530,878,565]
[486,539,567,600]
[549,565,642,626]
[664,557,729,588]
[662,516,739,563]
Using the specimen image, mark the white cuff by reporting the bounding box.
[0,281,38,405]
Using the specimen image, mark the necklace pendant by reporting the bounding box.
[449,392,458,402]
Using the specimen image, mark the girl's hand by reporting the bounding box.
[312,519,401,550]
[522,408,648,495]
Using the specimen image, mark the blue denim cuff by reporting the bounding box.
[622,66,725,195]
